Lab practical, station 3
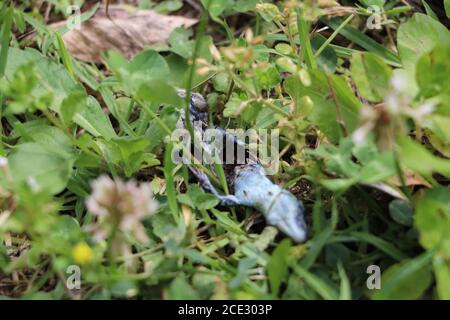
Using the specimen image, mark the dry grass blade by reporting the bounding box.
[50,5,198,63]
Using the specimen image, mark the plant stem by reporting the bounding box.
[184,2,211,140]
[314,14,355,58]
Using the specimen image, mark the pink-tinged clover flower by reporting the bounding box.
[86,175,158,244]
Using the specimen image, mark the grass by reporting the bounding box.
[0,0,449,300]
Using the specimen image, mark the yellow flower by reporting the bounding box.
[72,242,93,265]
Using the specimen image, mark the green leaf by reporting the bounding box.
[74,97,117,140]
[106,49,171,94]
[212,72,229,93]
[274,43,293,55]
[223,92,246,118]
[425,116,450,145]
[445,0,450,19]
[6,143,75,194]
[164,143,179,222]
[434,255,450,299]
[397,137,450,179]
[54,31,75,78]
[137,80,183,106]
[111,136,149,162]
[128,49,170,79]
[211,208,245,235]
[389,199,413,227]
[5,48,115,139]
[0,7,13,80]
[153,0,183,14]
[177,185,219,210]
[337,261,351,300]
[256,3,282,22]
[397,13,450,94]
[359,0,385,6]
[145,106,180,151]
[111,281,138,298]
[372,252,433,300]
[267,239,291,295]
[5,48,79,109]
[416,43,450,99]
[421,0,438,20]
[168,27,195,59]
[16,122,74,158]
[297,8,317,69]
[351,52,392,102]
[358,152,396,183]
[201,0,234,19]
[168,276,200,299]
[415,187,450,251]
[285,71,361,142]
[254,63,280,89]
[234,0,257,13]
[59,89,87,126]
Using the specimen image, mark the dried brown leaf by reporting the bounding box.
[50,5,197,63]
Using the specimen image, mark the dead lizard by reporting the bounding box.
[176,90,308,243]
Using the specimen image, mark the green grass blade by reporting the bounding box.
[315,14,355,58]
[0,6,13,138]
[0,7,12,78]
[337,261,351,300]
[292,264,339,300]
[54,32,75,78]
[164,143,180,222]
[296,8,317,69]
[336,231,408,261]
[323,18,402,67]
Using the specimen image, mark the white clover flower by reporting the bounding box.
[86,175,158,243]
[390,73,407,93]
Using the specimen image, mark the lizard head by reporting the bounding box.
[176,89,208,112]
[176,89,208,124]
[266,191,308,243]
